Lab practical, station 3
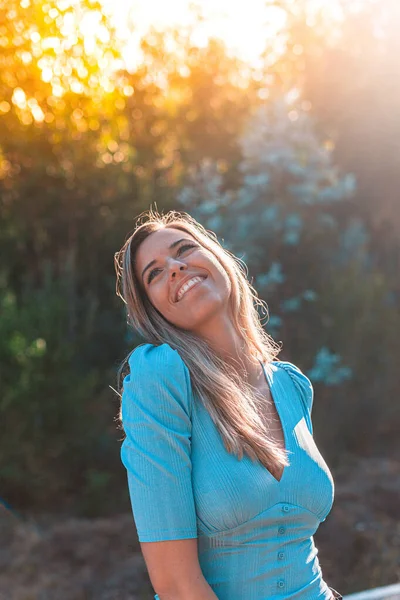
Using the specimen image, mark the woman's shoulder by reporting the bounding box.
[273,359,311,382]
[128,341,184,371]
[123,342,193,414]
[273,359,314,429]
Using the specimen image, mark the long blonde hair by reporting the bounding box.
[114,208,289,474]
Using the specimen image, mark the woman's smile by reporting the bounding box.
[176,275,207,302]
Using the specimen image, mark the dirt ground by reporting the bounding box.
[1,454,399,600]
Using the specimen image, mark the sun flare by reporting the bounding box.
[100,0,288,70]
[8,0,346,105]
[100,0,345,71]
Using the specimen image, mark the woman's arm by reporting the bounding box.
[141,538,219,600]
[120,344,216,597]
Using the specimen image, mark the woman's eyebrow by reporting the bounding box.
[141,238,193,281]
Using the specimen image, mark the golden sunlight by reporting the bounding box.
[101,0,287,70]
[11,0,347,102]
[101,0,345,71]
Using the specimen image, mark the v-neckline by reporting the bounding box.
[258,359,289,484]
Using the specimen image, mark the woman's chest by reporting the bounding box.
[189,383,335,536]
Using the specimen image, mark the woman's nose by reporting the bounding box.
[168,261,186,279]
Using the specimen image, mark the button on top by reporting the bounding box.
[278,526,285,534]
[282,505,290,512]
[278,551,284,559]
[278,580,285,588]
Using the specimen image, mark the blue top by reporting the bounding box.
[120,343,335,600]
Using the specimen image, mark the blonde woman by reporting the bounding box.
[114,209,342,600]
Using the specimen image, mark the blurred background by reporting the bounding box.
[0,0,399,598]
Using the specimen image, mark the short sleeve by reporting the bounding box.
[120,342,198,542]
[278,361,314,435]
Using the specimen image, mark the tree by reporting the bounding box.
[178,97,400,455]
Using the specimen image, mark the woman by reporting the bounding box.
[114,208,343,600]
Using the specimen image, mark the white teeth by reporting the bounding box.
[176,276,205,302]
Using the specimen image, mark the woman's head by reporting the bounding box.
[132,224,232,335]
[115,208,286,475]
[115,208,255,349]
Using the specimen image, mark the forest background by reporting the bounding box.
[0,0,399,597]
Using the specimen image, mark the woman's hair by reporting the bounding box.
[114,208,288,475]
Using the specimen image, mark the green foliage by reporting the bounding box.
[0,274,125,511]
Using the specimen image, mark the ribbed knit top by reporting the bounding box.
[120,342,335,600]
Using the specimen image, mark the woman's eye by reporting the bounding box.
[147,243,197,284]
[147,268,161,284]
[177,243,196,254]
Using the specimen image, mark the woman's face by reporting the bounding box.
[134,227,232,332]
